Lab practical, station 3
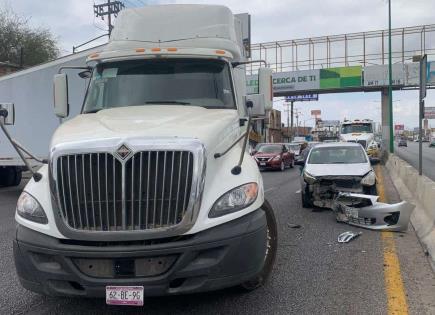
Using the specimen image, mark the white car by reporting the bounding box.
[300,142,376,208]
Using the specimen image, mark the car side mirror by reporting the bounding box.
[244,94,266,118]
[53,73,69,118]
[0,103,15,125]
[370,158,379,165]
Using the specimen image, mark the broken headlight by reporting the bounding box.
[16,192,48,224]
[303,171,317,184]
[361,170,376,186]
[209,183,258,218]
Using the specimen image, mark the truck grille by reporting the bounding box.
[56,151,194,231]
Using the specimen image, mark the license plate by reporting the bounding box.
[344,207,359,219]
[260,162,266,166]
[106,286,144,306]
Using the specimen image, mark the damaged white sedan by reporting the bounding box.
[300,142,377,208]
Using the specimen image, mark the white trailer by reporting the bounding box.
[0,47,102,186]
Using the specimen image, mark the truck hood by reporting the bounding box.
[51,105,240,152]
[306,163,371,177]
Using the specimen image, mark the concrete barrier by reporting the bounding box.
[386,154,435,268]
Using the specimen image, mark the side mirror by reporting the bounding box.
[53,73,69,118]
[0,103,15,125]
[245,94,266,118]
[258,67,273,111]
[370,158,380,165]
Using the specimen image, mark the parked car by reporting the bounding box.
[253,143,294,171]
[300,142,377,208]
[398,139,407,147]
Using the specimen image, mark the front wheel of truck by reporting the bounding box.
[240,199,278,291]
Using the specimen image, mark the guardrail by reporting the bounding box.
[386,154,435,268]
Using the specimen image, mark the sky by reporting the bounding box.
[1,0,434,130]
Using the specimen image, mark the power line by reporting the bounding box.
[93,0,125,36]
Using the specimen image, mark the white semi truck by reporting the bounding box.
[339,119,380,160]
[1,5,278,303]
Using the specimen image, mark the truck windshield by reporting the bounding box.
[341,123,373,134]
[83,58,236,113]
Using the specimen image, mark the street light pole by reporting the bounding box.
[388,0,394,153]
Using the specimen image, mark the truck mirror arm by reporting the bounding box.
[0,110,45,182]
[214,101,253,175]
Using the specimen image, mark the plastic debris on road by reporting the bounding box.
[338,231,362,243]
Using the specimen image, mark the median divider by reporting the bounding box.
[386,154,435,269]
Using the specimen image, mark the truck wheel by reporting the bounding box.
[240,199,277,291]
[12,168,22,186]
[301,187,313,208]
[0,167,22,187]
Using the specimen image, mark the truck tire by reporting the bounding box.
[0,167,21,187]
[240,199,278,291]
[301,187,313,208]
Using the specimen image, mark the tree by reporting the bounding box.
[0,8,59,67]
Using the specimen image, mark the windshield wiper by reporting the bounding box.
[145,101,191,105]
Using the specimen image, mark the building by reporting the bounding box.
[266,109,282,143]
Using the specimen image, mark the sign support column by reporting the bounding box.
[418,54,427,176]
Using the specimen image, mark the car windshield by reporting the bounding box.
[83,58,235,113]
[341,123,373,134]
[308,146,367,164]
[289,144,300,152]
[258,145,282,154]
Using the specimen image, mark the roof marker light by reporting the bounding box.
[167,47,178,52]
[151,48,161,52]
[89,53,100,59]
[215,50,226,55]
[135,48,145,53]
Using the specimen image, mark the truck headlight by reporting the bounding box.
[303,171,317,184]
[361,171,376,186]
[209,183,258,218]
[16,192,48,224]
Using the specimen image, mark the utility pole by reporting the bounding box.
[388,0,394,153]
[94,0,125,36]
[290,101,294,141]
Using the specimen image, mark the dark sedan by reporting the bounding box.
[398,139,407,147]
[253,144,294,171]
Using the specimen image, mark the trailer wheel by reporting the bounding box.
[0,167,21,187]
[240,199,277,291]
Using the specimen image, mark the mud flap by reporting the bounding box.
[332,192,415,232]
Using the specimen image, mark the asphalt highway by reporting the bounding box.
[395,141,435,181]
[1,169,435,314]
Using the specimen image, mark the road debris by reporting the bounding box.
[288,223,302,229]
[338,231,362,243]
[332,192,415,232]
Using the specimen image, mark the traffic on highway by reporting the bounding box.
[1,1,435,314]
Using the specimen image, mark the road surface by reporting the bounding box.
[1,169,435,314]
[395,141,435,181]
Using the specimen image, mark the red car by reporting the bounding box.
[253,143,295,171]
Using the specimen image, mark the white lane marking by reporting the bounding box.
[295,189,301,194]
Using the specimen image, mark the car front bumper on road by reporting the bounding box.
[14,210,267,297]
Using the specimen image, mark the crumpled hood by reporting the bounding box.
[51,105,240,152]
[306,163,371,177]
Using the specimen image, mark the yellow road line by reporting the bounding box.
[375,165,409,315]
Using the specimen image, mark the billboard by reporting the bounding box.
[311,110,321,116]
[285,94,318,101]
[363,64,405,87]
[247,69,319,95]
[405,61,435,86]
[319,66,362,89]
[424,107,435,119]
[394,124,405,131]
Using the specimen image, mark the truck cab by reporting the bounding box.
[7,5,277,301]
[339,119,379,160]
